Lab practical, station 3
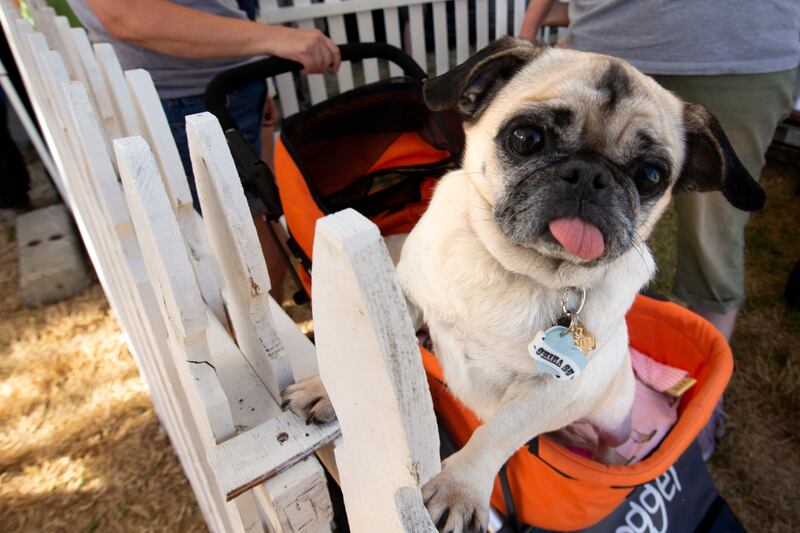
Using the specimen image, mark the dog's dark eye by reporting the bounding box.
[634,165,663,196]
[508,126,544,157]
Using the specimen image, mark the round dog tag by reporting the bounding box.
[528,326,587,380]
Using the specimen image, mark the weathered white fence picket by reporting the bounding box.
[313,209,441,532]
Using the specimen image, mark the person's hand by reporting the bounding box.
[267,27,340,74]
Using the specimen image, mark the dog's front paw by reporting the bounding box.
[423,469,488,532]
[280,375,336,424]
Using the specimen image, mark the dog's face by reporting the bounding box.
[424,38,765,265]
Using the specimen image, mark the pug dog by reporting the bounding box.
[282,37,764,532]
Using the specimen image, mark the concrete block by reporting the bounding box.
[16,204,90,307]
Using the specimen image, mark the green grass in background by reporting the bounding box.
[21,0,82,27]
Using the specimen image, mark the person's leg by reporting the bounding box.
[1,28,36,127]
[655,70,796,460]
[655,70,797,339]
[161,93,206,209]
[1,29,31,213]
[0,93,30,210]
[260,95,278,171]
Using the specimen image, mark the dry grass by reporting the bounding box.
[0,159,205,532]
[0,151,797,532]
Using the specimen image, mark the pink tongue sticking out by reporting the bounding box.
[548,218,605,260]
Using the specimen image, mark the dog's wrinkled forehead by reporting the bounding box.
[482,49,686,168]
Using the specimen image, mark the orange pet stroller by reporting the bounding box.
[206,43,744,532]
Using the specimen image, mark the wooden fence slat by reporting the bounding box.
[45,57,128,228]
[185,112,294,402]
[260,0,301,116]
[123,69,191,208]
[293,0,328,104]
[325,3,354,92]
[208,410,340,501]
[49,20,119,163]
[255,457,333,533]
[53,16,88,89]
[476,0,489,49]
[312,209,439,532]
[204,311,278,429]
[94,42,139,137]
[62,78,196,446]
[268,298,318,380]
[382,7,403,77]
[274,73,299,118]
[355,11,380,82]
[16,25,70,201]
[33,49,139,359]
[70,27,123,141]
[29,5,67,69]
[454,0,469,64]
[261,0,446,25]
[124,69,227,325]
[177,111,334,533]
[407,4,427,74]
[432,1,448,75]
[113,133,274,532]
[513,0,525,35]
[495,0,509,38]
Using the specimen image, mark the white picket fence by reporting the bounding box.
[260,0,562,116]
[0,2,340,531]
[1,0,565,530]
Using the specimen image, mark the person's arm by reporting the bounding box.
[86,0,339,73]
[518,0,556,41]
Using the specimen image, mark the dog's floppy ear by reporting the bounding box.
[676,103,766,211]
[423,37,543,123]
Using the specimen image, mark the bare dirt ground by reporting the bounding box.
[1,154,798,531]
[0,159,205,532]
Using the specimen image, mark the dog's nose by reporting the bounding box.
[558,159,612,194]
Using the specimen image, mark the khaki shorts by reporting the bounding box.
[653,69,797,314]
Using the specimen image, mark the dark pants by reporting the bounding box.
[1,29,30,209]
[0,94,30,208]
[160,80,267,210]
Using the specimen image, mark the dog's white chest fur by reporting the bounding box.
[397,171,655,422]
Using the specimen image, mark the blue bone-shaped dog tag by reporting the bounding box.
[528,326,588,380]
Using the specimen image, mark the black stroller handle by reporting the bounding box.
[206,42,427,130]
[204,43,429,306]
